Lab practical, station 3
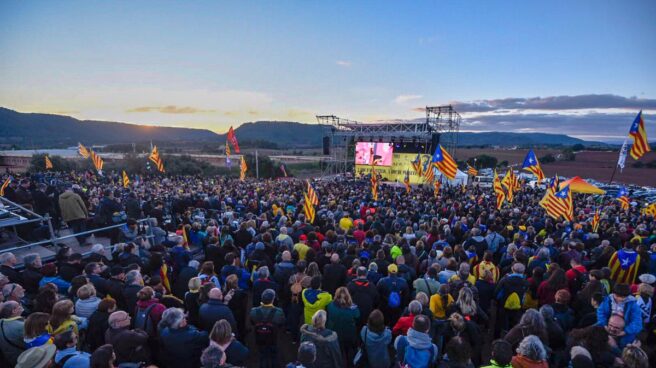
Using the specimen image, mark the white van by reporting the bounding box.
[472,176,493,188]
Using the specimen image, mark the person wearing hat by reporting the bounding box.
[15,344,56,368]
[596,283,643,348]
[250,289,286,368]
[294,234,311,261]
[376,263,409,325]
[58,184,89,245]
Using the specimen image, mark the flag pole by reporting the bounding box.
[608,164,618,184]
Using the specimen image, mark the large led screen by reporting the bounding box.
[355,142,394,166]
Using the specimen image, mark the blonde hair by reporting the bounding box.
[312,310,327,329]
[137,286,155,301]
[188,277,201,292]
[456,287,477,316]
[415,292,429,306]
[76,284,96,300]
[333,287,353,308]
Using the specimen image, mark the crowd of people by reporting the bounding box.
[0,169,655,368]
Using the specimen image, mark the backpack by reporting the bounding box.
[569,268,589,294]
[503,292,523,310]
[388,279,401,309]
[254,308,277,346]
[55,353,77,368]
[290,275,303,304]
[401,340,435,368]
[134,304,157,337]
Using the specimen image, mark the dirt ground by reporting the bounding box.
[457,148,656,186]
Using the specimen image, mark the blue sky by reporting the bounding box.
[1,0,655,141]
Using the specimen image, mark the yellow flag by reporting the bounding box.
[122,170,130,188]
[45,155,53,170]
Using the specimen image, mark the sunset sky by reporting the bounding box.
[1,0,655,142]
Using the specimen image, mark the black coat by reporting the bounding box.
[0,265,22,284]
[123,284,143,316]
[347,278,379,325]
[172,266,198,300]
[106,278,127,310]
[198,299,237,332]
[58,262,83,282]
[87,310,110,350]
[21,265,43,295]
[322,263,347,295]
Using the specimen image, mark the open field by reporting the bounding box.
[457,148,656,186]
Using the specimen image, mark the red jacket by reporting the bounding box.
[392,313,415,337]
[136,298,166,328]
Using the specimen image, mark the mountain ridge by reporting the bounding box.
[0,107,611,148]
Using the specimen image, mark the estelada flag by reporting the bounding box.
[431,144,457,180]
[628,111,651,160]
[78,143,90,158]
[227,126,240,153]
[0,176,11,196]
[493,169,506,210]
[149,146,165,173]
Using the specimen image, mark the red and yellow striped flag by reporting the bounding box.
[149,146,165,173]
[371,168,379,201]
[591,209,600,233]
[240,156,247,181]
[90,150,104,172]
[160,263,171,293]
[306,180,319,205]
[501,169,517,203]
[122,170,130,188]
[628,111,651,160]
[467,164,478,176]
[642,202,656,216]
[433,179,441,198]
[303,192,316,224]
[431,145,457,180]
[45,155,53,170]
[78,143,90,158]
[0,177,11,197]
[493,169,506,210]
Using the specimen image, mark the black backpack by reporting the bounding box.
[254,308,277,346]
[134,304,157,337]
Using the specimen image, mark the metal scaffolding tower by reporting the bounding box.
[316,105,460,176]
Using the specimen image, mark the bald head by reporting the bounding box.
[108,311,130,329]
[330,253,340,264]
[209,288,223,300]
[282,251,291,262]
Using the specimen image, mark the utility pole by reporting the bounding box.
[255,150,259,179]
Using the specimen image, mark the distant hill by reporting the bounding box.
[0,107,610,149]
[0,107,221,147]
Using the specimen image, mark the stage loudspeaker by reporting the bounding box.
[322,136,330,155]
[430,133,440,151]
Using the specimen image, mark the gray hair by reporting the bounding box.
[0,252,15,264]
[519,308,546,331]
[160,307,185,330]
[539,305,555,320]
[312,309,327,329]
[200,344,224,368]
[188,260,200,269]
[23,253,39,267]
[458,262,470,274]
[0,301,19,318]
[408,300,423,315]
[511,262,526,274]
[258,266,270,279]
[516,335,547,361]
[536,247,550,260]
[125,270,142,285]
[368,262,378,272]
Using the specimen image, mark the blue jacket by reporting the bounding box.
[54,348,91,368]
[360,326,392,368]
[394,328,438,367]
[40,276,71,294]
[159,325,209,368]
[596,295,643,347]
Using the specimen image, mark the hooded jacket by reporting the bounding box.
[347,277,379,325]
[359,326,392,368]
[510,355,548,368]
[299,325,343,368]
[302,288,333,324]
[59,191,88,222]
[596,294,643,347]
[394,328,438,367]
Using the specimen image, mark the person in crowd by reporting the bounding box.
[23,312,52,348]
[1,252,22,284]
[58,184,90,245]
[438,336,475,368]
[159,307,209,368]
[377,263,409,325]
[326,286,360,365]
[15,344,57,368]
[503,309,549,350]
[395,314,439,367]
[495,262,528,335]
[0,300,26,365]
[302,275,333,325]
[53,330,91,368]
[286,341,317,368]
[105,310,150,365]
[89,344,116,368]
[21,253,44,296]
[74,283,101,319]
[209,319,249,366]
[48,299,80,336]
[300,310,343,368]
[38,262,71,294]
[198,287,237,333]
[250,288,286,368]
[596,283,643,348]
[510,335,549,368]
[122,270,144,315]
[482,339,513,368]
[252,266,279,308]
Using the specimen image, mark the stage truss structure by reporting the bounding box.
[316,105,461,176]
